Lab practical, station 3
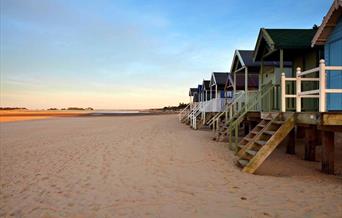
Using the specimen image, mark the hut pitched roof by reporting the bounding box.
[231,50,291,72]
[312,0,342,46]
[202,80,210,90]
[254,28,317,61]
[210,72,229,86]
[189,88,197,96]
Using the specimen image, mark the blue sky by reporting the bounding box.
[0,0,331,109]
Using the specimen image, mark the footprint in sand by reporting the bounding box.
[41,176,49,181]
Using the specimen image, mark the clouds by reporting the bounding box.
[0,0,330,109]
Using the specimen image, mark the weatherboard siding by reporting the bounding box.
[325,17,342,111]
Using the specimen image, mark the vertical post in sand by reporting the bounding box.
[304,126,317,161]
[321,130,334,174]
[286,128,296,154]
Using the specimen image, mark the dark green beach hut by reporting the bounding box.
[253,28,323,112]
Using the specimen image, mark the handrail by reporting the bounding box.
[208,91,245,127]
[179,104,190,114]
[281,59,342,112]
[297,67,319,77]
[228,82,275,149]
[178,104,190,121]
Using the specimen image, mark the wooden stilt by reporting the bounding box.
[248,122,253,132]
[304,126,317,161]
[286,128,296,154]
[321,130,334,174]
[244,121,249,136]
[297,126,305,138]
[317,130,322,145]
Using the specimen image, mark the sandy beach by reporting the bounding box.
[0,114,341,217]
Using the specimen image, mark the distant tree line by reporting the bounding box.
[0,107,94,111]
[162,103,188,111]
[48,107,94,111]
[0,107,28,110]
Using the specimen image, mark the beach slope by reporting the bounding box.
[0,115,341,217]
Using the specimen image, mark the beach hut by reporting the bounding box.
[253,28,319,111]
[179,88,198,123]
[199,79,216,126]
[208,72,230,111]
[202,80,211,101]
[189,88,199,106]
[189,73,231,129]
[312,0,342,111]
[189,74,230,129]
[235,2,342,174]
[210,49,291,141]
[232,28,326,173]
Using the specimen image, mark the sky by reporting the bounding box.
[0,0,331,109]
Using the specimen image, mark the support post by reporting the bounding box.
[296,67,302,112]
[229,128,233,150]
[304,126,317,161]
[280,49,284,74]
[281,72,286,112]
[321,130,334,174]
[319,59,326,112]
[216,85,218,99]
[279,49,284,111]
[286,128,296,154]
[234,124,238,151]
[245,67,248,112]
[233,70,236,94]
[244,121,249,136]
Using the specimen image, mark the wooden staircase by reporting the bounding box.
[205,112,216,125]
[207,91,245,129]
[235,112,295,174]
[214,109,245,141]
[179,104,191,124]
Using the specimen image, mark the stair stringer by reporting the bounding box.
[242,115,295,174]
[236,113,279,157]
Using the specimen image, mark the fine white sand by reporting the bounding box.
[0,115,341,217]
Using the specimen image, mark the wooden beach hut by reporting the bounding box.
[202,80,211,101]
[209,72,230,102]
[178,87,198,124]
[190,73,230,129]
[199,80,216,127]
[312,0,342,111]
[235,1,342,174]
[210,49,291,142]
[253,28,320,112]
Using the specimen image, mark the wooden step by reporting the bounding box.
[243,137,253,142]
[238,159,249,167]
[255,140,267,146]
[241,115,295,174]
[263,117,273,121]
[257,124,266,128]
[263,130,275,136]
[246,149,257,156]
[272,120,285,125]
[237,144,244,149]
[251,130,259,134]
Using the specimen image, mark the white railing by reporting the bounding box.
[281,59,342,112]
[210,91,247,132]
[189,103,201,128]
[178,104,190,121]
[207,91,245,127]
